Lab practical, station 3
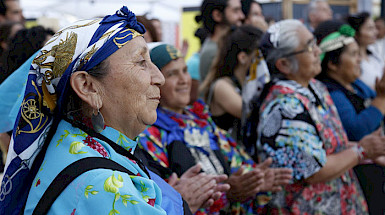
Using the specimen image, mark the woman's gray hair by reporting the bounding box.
[264,19,303,75]
[307,0,327,16]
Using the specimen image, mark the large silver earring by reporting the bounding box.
[91,109,105,133]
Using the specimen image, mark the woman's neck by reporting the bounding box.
[233,66,247,86]
[359,45,369,61]
[327,70,355,91]
[160,105,184,114]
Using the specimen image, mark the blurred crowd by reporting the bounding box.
[1,0,385,214]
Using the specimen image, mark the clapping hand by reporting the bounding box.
[226,165,265,202]
[257,158,293,192]
[168,163,229,212]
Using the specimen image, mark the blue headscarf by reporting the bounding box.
[0,6,145,214]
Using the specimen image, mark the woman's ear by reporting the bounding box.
[70,71,102,110]
[327,61,338,73]
[275,58,292,75]
[212,9,223,23]
[237,52,248,65]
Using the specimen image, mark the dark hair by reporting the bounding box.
[194,27,209,46]
[314,19,345,44]
[0,26,54,83]
[241,0,261,18]
[0,0,6,16]
[137,15,159,42]
[195,0,228,34]
[201,25,263,97]
[318,47,345,79]
[346,12,371,33]
[314,20,346,80]
[0,21,21,53]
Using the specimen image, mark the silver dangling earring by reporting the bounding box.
[91,108,105,133]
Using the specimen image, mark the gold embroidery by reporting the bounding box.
[17,81,48,135]
[78,44,98,69]
[166,45,182,60]
[32,50,52,66]
[99,30,114,41]
[53,19,102,37]
[42,83,57,111]
[51,32,77,78]
[113,29,142,48]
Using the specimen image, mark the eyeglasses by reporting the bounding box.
[283,38,317,57]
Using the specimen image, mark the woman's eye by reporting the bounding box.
[140,60,146,67]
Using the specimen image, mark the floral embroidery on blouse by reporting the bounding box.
[256,78,368,214]
[139,100,270,214]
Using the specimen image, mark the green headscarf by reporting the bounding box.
[319,24,356,62]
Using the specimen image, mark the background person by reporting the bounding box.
[371,17,385,61]
[0,26,54,83]
[0,0,24,24]
[347,12,383,90]
[139,43,292,215]
[306,0,333,32]
[316,21,385,215]
[137,15,160,43]
[256,19,385,214]
[241,0,268,31]
[200,25,263,142]
[196,0,245,82]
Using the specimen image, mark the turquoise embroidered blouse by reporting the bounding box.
[24,120,167,215]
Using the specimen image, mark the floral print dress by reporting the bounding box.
[257,78,368,214]
[24,120,166,215]
[138,100,270,215]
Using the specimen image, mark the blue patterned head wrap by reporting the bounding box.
[0,6,145,214]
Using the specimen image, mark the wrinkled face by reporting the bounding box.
[5,0,24,23]
[310,1,332,27]
[375,19,385,39]
[244,2,267,30]
[335,42,361,83]
[159,57,191,113]
[290,26,322,86]
[356,18,378,46]
[100,37,165,138]
[224,0,245,27]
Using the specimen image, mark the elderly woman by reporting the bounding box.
[256,19,385,214]
[0,7,188,215]
[138,43,292,215]
[316,21,385,215]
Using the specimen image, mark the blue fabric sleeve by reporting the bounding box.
[329,90,383,141]
[148,170,184,215]
[70,170,166,215]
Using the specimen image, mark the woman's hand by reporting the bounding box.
[373,155,385,166]
[258,158,293,192]
[359,128,385,160]
[200,174,230,209]
[226,165,265,202]
[372,68,385,114]
[168,164,228,213]
[375,68,385,98]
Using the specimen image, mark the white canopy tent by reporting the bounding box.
[20,0,202,23]
[20,0,205,45]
